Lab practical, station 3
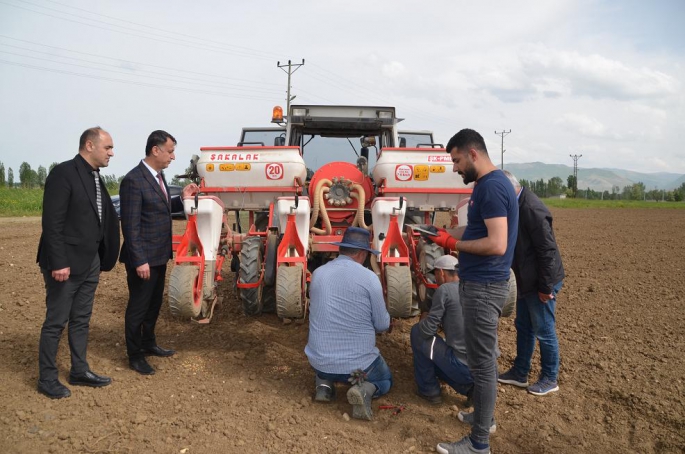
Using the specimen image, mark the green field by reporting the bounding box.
[0,187,43,216]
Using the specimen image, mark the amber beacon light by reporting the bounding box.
[271,105,283,123]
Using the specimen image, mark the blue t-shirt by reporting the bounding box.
[458,169,518,282]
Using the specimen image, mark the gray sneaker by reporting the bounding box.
[497,368,529,388]
[315,384,335,402]
[437,436,490,454]
[527,377,559,396]
[346,381,376,421]
[457,410,496,434]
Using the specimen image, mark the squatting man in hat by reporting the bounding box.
[410,255,497,434]
[304,227,392,420]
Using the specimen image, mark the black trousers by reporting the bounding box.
[124,263,167,360]
[39,255,100,381]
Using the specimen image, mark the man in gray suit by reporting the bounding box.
[36,126,120,399]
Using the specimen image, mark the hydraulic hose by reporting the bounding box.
[350,183,370,230]
[311,186,332,235]
[309,178,331,229]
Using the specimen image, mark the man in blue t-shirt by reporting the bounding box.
[431,129,518,454]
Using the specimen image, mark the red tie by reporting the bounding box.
[157,172,167,199]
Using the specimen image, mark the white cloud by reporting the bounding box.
[381,61,406,78]
[519,44,680,101]
[556,113,609,138]
[627,103,667,120]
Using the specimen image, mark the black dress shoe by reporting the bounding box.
[37,379,71,399]
[68,370,112,387]
[141,345,176,357]
[129,357,155,375]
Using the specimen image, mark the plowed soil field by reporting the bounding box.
[0,208,683,454]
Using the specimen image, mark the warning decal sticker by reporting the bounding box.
[266,163,284,180]
[395,164,413,181]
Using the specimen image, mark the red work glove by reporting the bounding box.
[430,227,458,250]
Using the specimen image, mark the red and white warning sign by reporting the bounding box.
[265,163,284,180]
[395,164,413,181]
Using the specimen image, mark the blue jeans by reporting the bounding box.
[461,279,508,446]
[410,324,473,397]
[313,354,393,397]
[512,281,563,381]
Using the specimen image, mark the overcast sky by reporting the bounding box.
[1,0,683,181]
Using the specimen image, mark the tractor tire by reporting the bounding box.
[239,236,263,316]
[501,268,518,318]
[262,285,276,313]
[418,241,443,312]
[276,264,304,319]
[386,265,413,318]
[264,232,279,287]
[168,265,201,318]
[255,212,270,232]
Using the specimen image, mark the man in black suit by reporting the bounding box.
[119,130,179,375]
[36,126,120,399]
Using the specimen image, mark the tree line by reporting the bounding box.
[0,161,188,193]
[519,175,685,202]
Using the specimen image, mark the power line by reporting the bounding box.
[35,0,283,59]
[0,0,274,61]
[293,87,337,104]
[301,68,458,130]
[570,154,582,197]
[3,0,472,131]
[0,48,284,95]
[6,0,443,122]
[307,62,457,127]
[494,130,511,169]
[0,35,282,87]
[0,59,277,101]
[277,59,305,113]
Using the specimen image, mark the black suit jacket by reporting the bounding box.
[511,187,565,297]
[118,161,173,268]
[36,155,120,274]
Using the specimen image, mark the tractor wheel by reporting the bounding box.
[501,268,517,318]
[262,285,276,313]
[168,265,201,318]
[239,236,263,316]
[264,232,279,287]
[418,241,443,312]
[276,264,304,319]
[255,212,270,232]
[386,265,413,318]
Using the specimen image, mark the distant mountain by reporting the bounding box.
[666,174,685,190]
[503,162,685,192]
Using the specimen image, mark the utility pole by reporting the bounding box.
[277,59,305,113]
[570,154,582,198]
[494,130,511,169]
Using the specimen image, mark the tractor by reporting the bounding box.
[168,104,512,323]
